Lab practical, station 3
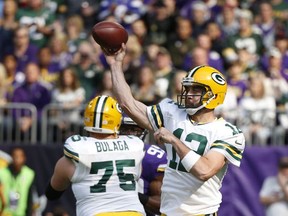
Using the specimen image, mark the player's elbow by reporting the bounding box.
[192,167,215,181]
[197,173,212,181]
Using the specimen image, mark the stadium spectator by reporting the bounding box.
[253,1,278,51]
[65,0,92,18]
[49,33,73,71]
[45,95,146,215]
[274,34,288,70]
[2,54,24,102]
[8,26,39,74]
[153,47,176,99]
[0,0,19,61]
[260,47,288,145]
[183,46,223,72]
[261,47,288,103]
[44,0,68,20]
[119,114,167,216]
[65,15,87,55]
[0,147,36,216]
[38,46,61,87]
[260,156,288,216]
[214,85,238,125]
[260,37,288,80]
[78,0,100,33]
[105,46,245,215]
[236,47,259,78]
[130,64,159,106]
[238,73,276,146]
[216,1,240,39]
[98,0,147,31]
[225,9,265,58]
[168,69,186,102]
[16,0,55,48]
[144,0,177,47]
[188,1,211,38]
[11,62,52,134]
[88,34,106,71]
[195,33,224,71]
[93,69,114,98]
[180,0,221,22]
[205,21,226,56]
[121,34,143,85]
[0,0,18,31]
[72,41,102,102]
[226,61,248,103]
[166,17,196,70]
[130,18,151,48]
[51,67,85,133]
[0,64,8,106]
[271,0,288,22]
[141,43,161,70]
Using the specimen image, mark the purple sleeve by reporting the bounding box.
[141,144,167,194]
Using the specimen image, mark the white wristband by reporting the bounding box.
[181,151,201,172]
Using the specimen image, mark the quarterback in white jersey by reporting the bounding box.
[45,95,146,216]
[104,45,246,216]
[147,98,244,215]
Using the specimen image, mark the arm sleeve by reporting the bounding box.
[45,181,65,201]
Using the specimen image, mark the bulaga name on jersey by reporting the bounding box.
[63,134,146,216]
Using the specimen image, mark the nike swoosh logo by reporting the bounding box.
[235,140,242,145]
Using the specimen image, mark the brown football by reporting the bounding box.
[91,21,128,55]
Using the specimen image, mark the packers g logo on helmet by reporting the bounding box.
[84,95,122,134]
[177,65,227,115]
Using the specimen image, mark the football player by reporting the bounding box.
[104,45,246,216]
[120,115,167,216]
[45,95,146,216]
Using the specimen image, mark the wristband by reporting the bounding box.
[181,151,201,172]
[138,192,149,206]
[45,182,65,200]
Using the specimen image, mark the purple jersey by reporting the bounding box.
[12,82,52,118]
[140,144,167,195]
[14,44,39,73]
[227,80,247,103]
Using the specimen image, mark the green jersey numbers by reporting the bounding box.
[225,122,242,136]
[90,159,136,193]
[70,135,87,142]
[169,128,208,172]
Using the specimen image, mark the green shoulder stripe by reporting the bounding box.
[211,140,242,161]
[151,104,164,128]
[64,146,79,163]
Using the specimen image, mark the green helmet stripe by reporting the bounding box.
[186,65,205,78]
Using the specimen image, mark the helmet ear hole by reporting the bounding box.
[207,91,213,97]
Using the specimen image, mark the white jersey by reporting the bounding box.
[63,134,146,216]
[147,98,245,215]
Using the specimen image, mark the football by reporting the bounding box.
[91,21,128,55]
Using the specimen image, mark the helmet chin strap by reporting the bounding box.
[185,95,216,116]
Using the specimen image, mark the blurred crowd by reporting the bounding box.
[0,0,288,146]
